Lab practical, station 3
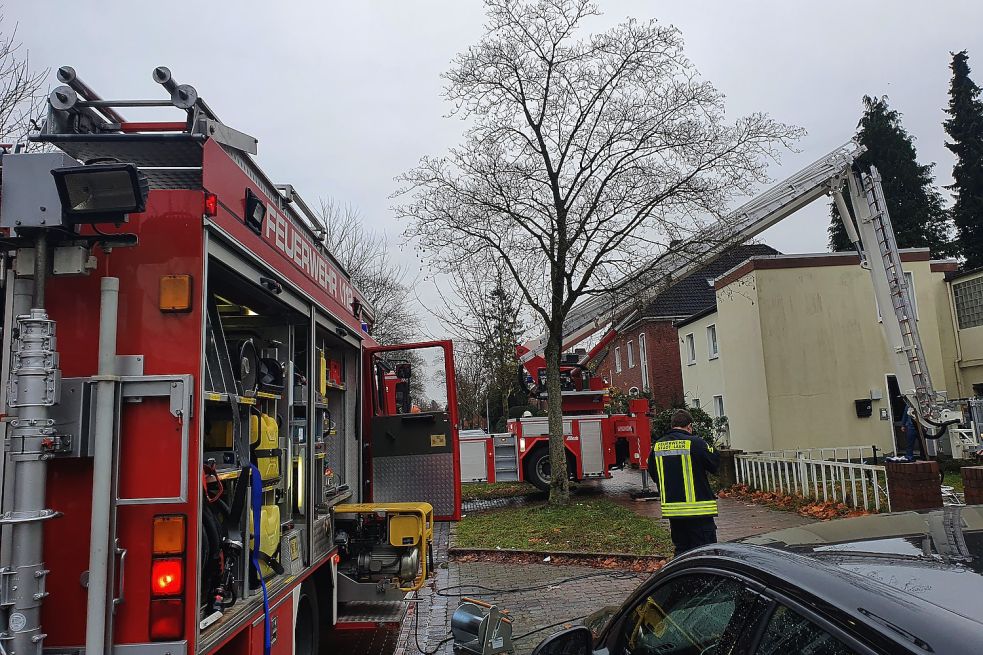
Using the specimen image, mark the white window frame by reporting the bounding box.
[707,324,719,359]
[693,398,701,409]
[713,394,725,418]
[877,271,918,322]
[639,333,650,391]
[685,333,696,365]
[627,340,635,368]
[615,346,622,373]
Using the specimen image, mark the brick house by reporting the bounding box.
[589,244,779,410]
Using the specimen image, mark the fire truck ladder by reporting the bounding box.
[520,137,960,435]
[521,141,865,362]
[864,169,934,414]
[840,166,959,432]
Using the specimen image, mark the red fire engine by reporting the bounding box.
[479,346,650,490]
[0,66,460,655]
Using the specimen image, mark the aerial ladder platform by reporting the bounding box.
[521,140,960,435]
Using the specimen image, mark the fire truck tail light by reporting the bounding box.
[159,275,192,313]
[149,599,184,640]
[152,515,186,555]
[150,558,184,596]
[203,192,218,217]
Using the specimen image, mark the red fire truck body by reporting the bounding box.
[0,67,459,655]
[497,347,650,490]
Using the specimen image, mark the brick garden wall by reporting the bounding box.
[885,460,942,511]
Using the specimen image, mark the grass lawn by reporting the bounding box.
[943,471,964,493]
[461,481,541,502]
[455,498,672,556]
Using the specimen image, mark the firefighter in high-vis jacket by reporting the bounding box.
[648,409,720,556]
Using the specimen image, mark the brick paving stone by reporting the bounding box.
[391,520,647,655]
[600,468,815,541]
[462,494,543,514]
[372,468,816,655]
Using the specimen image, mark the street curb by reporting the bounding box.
[448,546,667,561]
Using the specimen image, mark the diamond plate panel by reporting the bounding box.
[336,600,407,624]
[144,167,202,189]
[373,453,456,517]
[313,514,332,560]
[40,135,205,167]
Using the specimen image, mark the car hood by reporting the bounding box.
[740,505,983,623]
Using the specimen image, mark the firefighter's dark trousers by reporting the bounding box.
[668,516,717,556]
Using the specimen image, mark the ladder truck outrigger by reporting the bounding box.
[511,141,961,490]
[0,66,461,655]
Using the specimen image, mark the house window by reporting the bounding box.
[713,395,725,418]
[615,346,622,373]
[954,276,983,329]
[685,333,696,365]
[876,271,918,321]
[707,324,718,359]
[639,333,650,391]
[627,341,635,368]
[692,398,701,409]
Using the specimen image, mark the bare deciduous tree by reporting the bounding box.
[398,0,800,504]
[319,198,431,405]
[446,342,487,429]
[318,198,419,346]
[431,253,526,429]
[0,17,46,146]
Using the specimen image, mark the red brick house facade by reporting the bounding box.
[589,244,778,411]
[597,321,682,409]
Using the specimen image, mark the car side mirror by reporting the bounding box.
[531,626,592,655]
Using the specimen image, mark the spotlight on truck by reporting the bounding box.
[51,162,149,223]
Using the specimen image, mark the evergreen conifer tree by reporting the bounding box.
[829,96,952,255]
[944,51,983,268]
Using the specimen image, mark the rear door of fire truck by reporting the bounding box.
[365,342,461,520]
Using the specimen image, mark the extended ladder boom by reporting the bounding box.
[835,167,960,430]
[522,138,959,433]
[521,141,865,360]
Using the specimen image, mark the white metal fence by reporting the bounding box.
[735,451,890,513]
[755,445,876,463]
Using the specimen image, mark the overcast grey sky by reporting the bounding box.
[12,1,983,330]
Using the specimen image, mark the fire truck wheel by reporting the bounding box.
[295,580,320,655]
[524,447,576,492]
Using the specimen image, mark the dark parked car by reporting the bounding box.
[533,505,983,655]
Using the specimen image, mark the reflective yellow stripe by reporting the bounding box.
[661,500,718,517]
[655,456,666,496]
[682,454,696,503]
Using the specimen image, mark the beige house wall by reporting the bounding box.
[753,258,950,453]
[715,270,773,452]
[695,251,956,454]
[677,311,725,413]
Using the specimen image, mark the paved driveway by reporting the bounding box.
[330,468,817,655]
